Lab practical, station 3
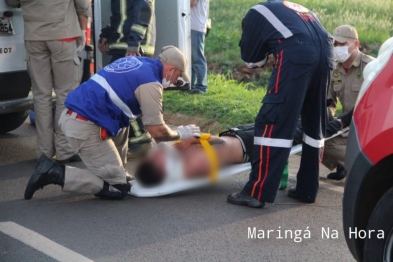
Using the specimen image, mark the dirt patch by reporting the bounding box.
[209,56,276,84]
[164,111,226,134]
[209,44,378,82]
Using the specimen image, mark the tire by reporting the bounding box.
[0,110,29,134]
[363,187,393,262]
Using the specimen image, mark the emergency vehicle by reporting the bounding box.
[0,0,191,133]
[0,1,33,133]
[343,37,393,262]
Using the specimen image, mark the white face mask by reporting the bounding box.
[334,43,355,63]
[162,70,174,89]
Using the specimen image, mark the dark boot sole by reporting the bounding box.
[287,192,315,204]
[327,174,346,181]
[227,197,264,208]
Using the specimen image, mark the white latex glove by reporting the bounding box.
[177,125,201,140]
[76,30,86,52]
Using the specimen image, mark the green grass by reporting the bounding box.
[164,0,382,129]
[164,75,265,131]
[207,0,392,71]
[164,75,342,132]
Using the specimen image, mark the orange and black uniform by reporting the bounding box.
[240,0,334,203]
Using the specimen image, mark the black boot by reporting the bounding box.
[24,154,65,200]
[327,164,347,181]
[227,190,265,208]
[287,187,315,203]
[94,182,130,200]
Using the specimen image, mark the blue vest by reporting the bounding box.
[65,56,163,136]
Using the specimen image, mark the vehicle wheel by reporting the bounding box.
[0,110,29,134]
[363,187,393,262]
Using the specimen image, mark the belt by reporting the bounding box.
[66,109,109,140]
[67,109,88,121]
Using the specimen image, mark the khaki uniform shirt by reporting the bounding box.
[328,51,374,117]
[6,0,91,41]
[134,83,165,126]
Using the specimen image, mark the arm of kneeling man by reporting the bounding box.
[135,83,180,142]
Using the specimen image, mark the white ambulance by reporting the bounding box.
[0,1,31,133]
[0,0,191,133]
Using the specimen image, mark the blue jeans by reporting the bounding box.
[191,30,207,92]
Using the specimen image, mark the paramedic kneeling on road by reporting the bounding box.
[24,46,200,200]
[227,1,334,207]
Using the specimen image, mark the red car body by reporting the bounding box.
[343,37,393,261]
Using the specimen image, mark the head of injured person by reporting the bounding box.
[134,143,209,187]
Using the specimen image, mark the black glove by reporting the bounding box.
[99,25,113,40]
[326,120,342,138]
[338,108,354,128]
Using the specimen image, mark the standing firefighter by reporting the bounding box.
[99,0,156,61]
[227,0,334,207]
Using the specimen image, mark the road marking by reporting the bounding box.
[0,222,93,262]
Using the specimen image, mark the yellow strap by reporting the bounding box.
[198,134,219,183]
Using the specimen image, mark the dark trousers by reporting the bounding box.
[110,50,153,63]
[110,53,124,63]
[243,37,333,203]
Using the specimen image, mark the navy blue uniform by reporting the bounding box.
[240,1,334,203]
[100,0,156,59]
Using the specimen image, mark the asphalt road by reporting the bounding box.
[0,119,355,262]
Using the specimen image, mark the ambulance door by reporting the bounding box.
[93,0,191,80]
[154,0,191,78]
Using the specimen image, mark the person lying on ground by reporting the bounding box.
[134,109,353,188]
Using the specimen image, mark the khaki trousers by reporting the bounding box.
[59,110,128,194]
[25,40,80,160]
[322,136,347,171]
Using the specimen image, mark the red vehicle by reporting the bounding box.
[343,37,393,262]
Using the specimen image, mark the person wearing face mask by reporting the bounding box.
[23,46,201,201]
[323,25,374,180]
[227,0,334,207]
